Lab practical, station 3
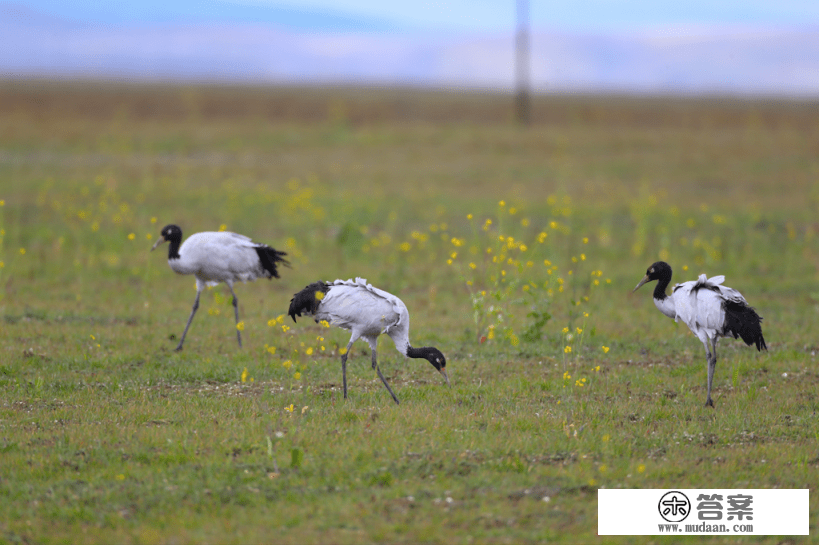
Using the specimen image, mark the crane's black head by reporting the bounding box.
[633,261,673,294]
[426,347,447,372]
[159,224,182,243]
[407,346,450,387]
[150,224,183,257]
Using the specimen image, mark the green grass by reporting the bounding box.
[0,82,817,543]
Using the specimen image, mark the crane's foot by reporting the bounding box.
[704,398,714,408]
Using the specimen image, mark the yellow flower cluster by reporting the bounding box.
[268,315,286,327]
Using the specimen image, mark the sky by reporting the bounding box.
[10,0,819,32]
[4,1,819,95]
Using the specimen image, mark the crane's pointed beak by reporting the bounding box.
[440,368,451,387]
[633,275,650,292]
[150,237,166,252]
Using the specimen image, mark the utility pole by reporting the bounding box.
[515,0,531,125]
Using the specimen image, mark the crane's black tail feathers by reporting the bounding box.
[723,300,767,351]
[288,281,329,322]
[255,246,289,279]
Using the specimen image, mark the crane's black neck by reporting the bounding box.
[158,224,184,260]
[406,345,446,372]
[166,237,181,260]
[406,345,433,359]
[653,273,672,301]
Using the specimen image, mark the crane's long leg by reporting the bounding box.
[704,338,717,408]
[371,347,400,405]
[340,341,353,399]
[227,283,242,348]
[176,289,202,351]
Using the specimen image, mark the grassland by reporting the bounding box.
[0,80,817,543]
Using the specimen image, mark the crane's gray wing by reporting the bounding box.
[180,232,265,283]
[319,278,404,336]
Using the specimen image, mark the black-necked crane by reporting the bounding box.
[633,261,767,407]
[151,224,288,351]
[287,277,449,405]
